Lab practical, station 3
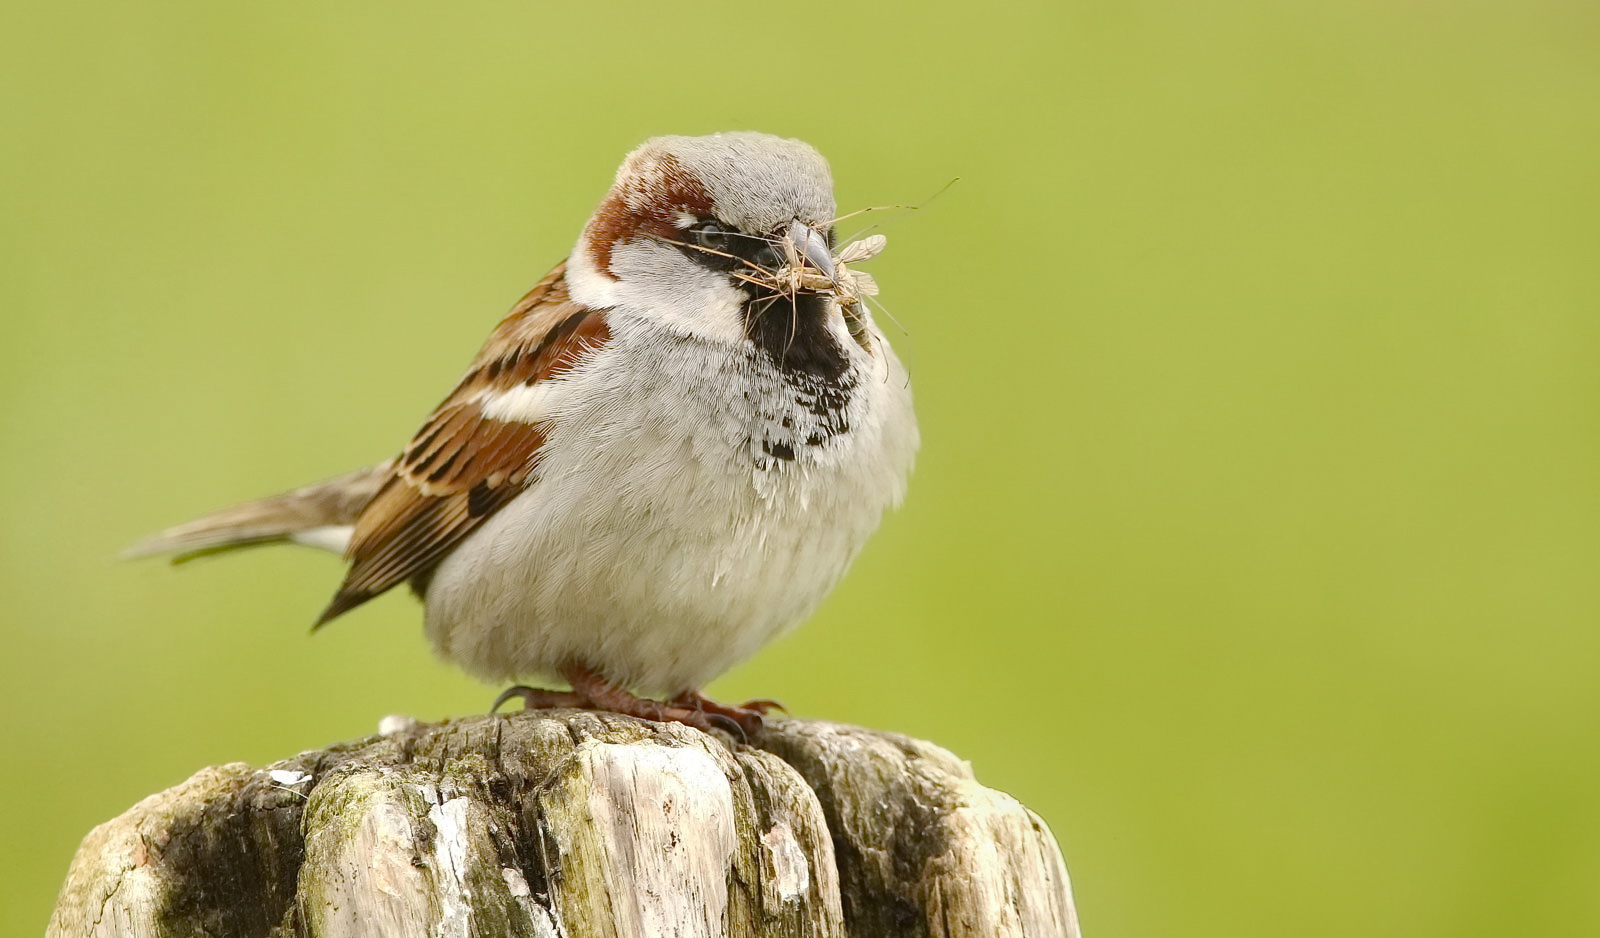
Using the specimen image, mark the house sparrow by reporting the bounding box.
[129,132,918,736]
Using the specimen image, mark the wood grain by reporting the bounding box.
[49,713,1079,938]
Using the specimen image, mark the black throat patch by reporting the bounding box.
[741,290,852,384]
[739,289,856,469]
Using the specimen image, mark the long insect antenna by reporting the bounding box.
[838,221,884,249]
[754,231,790,281]
[766,285,799,361]
[865,293,910,338]
[822,176,960,234]
[651,233,772,280]
[821,204,916,228]
[746,293,794,352]
[917,176,961,208]
[747,292,786,322]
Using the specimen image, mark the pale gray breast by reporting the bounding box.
[421,312,916,689]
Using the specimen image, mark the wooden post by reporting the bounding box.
[49,711,1081,937]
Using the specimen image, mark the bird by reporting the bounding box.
[128,132,918,736]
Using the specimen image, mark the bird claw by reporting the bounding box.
[668,691,773,738]
[699,712,749,741]
[490,685,586,713]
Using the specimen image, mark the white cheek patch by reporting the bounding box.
[565,244,621,308]
[606,241,751,346]
[476,381,569,424]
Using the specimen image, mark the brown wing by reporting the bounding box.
[314,262,612,627]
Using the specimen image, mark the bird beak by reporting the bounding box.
[783,219,835,282]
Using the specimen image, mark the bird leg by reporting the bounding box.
[492,663,753,739]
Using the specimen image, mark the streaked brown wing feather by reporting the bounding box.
[314,263,611,626]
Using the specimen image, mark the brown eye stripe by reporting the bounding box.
[585,154,715,277]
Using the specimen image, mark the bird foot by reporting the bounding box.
[489,668,768,741]
[668,691,785,738]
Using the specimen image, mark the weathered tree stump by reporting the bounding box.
[49,711,1080,937]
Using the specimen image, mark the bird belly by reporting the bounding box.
[423,472,858,693]
[419,336,915,695]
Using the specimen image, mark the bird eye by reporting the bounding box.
[688,220,731,250]
[681,220,742,271]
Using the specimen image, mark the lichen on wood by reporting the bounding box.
[49,712,1080,938]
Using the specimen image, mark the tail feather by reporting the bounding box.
[123,462,393,563]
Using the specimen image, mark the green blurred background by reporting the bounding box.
[4,0,1597,934]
